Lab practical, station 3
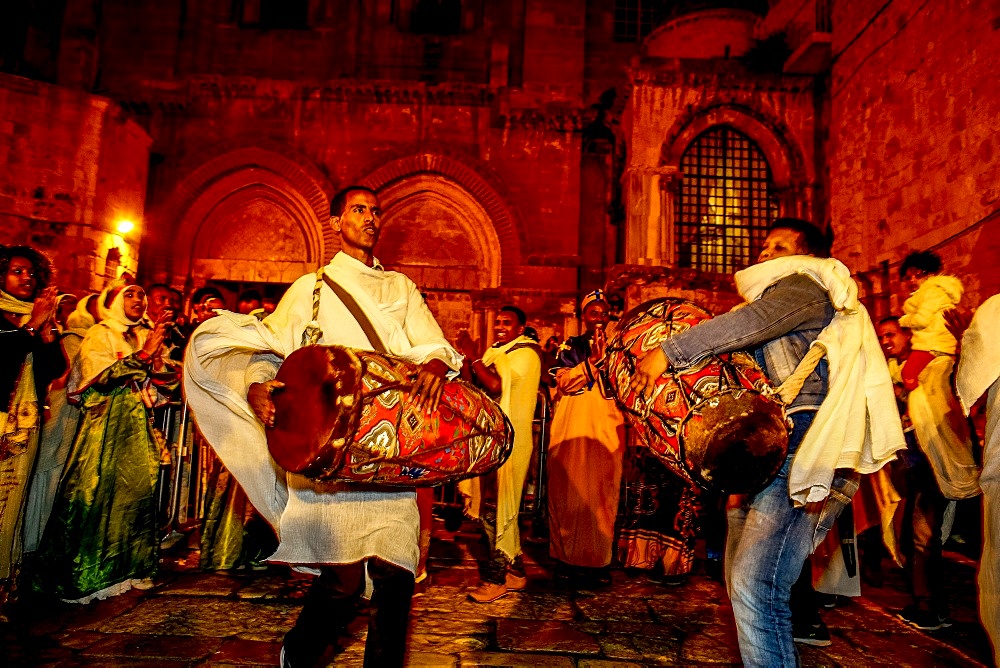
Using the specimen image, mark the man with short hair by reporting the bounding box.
[462,305,541,602]
[188,286,225,327]
[236,288,264,316]
[631,218,904,666]
[877,315,952,629]
[185,185,462,667]
[145,284,176,323]
[145,283,186,366]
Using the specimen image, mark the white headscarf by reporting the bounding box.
[65,294,98,337]
[101,284,144,334]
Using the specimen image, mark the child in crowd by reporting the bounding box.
[898,250,963,391]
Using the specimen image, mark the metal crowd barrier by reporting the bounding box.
[154,401,209,544]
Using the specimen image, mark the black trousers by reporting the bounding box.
[902,460,949,613]
[283,558,415,667]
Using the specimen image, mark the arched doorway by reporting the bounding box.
[375,175,502,342]
[166,147,332,295]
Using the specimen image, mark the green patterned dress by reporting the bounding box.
[34,354,164,602]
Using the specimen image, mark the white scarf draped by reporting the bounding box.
[956,295,1000,415]
[736,256,906,506]
[0,289,32,325]
[479,335,540,559]
[65,294,97,338]
[183,311,289,529]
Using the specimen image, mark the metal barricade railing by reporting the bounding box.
[155,401,210,544]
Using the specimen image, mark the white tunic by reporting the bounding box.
[955,294,1000,663]
[185,252,461,575]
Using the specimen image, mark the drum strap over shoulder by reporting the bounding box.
[304,268,389,353]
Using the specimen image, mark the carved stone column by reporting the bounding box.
[622,165,680,266]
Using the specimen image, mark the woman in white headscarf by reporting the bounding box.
[0,245,63,621]
[34,284,172,603]
[24,293,99,554]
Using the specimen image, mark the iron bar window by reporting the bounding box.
[614,0,664,42]
[677,126,778,274]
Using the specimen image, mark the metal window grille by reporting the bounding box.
[677,126,779,274]
[613,0,661,42]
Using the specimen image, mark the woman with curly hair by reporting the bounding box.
[0,244,65,620]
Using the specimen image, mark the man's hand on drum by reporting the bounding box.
[629,347,670,399]
[411,358,449,414]
[248,380,285,427]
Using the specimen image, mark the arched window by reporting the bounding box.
[677,126,778,274]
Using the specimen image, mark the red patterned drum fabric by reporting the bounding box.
[268,345,512,487]
[604,298,789,495]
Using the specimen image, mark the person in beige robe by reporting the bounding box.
[547,290,625,588]
[462,305,541,603]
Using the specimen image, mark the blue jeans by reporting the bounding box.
[724,411,852,667]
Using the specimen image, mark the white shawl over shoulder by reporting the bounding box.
[736,256,906,506]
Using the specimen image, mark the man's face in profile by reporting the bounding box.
[757,228,808,263]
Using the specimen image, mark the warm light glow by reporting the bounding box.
[116,220,135,234]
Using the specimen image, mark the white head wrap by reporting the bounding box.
[100,284,144,333]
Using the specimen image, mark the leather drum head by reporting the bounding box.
[268,345,364,476]
[680,390,789,495]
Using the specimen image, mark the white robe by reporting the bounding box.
[184,252,461,575]
[955,294,1000,663]
[481,336,541,561]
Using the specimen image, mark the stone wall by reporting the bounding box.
[828,0,1000,311]
[0,74,151,293]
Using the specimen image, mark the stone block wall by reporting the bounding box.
[828,0,1000,310]
[0,74,151,294]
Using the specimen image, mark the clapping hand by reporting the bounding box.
[142,310,173,358]
[27,286,59,341]
[588,324,607,366]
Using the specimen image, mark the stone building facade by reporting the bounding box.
[1,0,998,341]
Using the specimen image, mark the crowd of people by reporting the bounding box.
[0,247,282,616]
[1,192,998,667]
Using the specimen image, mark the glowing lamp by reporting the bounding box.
[116,220,136,234]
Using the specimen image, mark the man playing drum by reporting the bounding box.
[185,185,462,667]
[630,218,904,667]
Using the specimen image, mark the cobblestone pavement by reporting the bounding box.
[2,521,995,667]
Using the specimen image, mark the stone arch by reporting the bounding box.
[165,147,333,285]
[376,175,502,290]
[353,153,524,283]
[660,104,814,222]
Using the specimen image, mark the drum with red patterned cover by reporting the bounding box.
[268,345,512,486]
[604,298,788,495]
